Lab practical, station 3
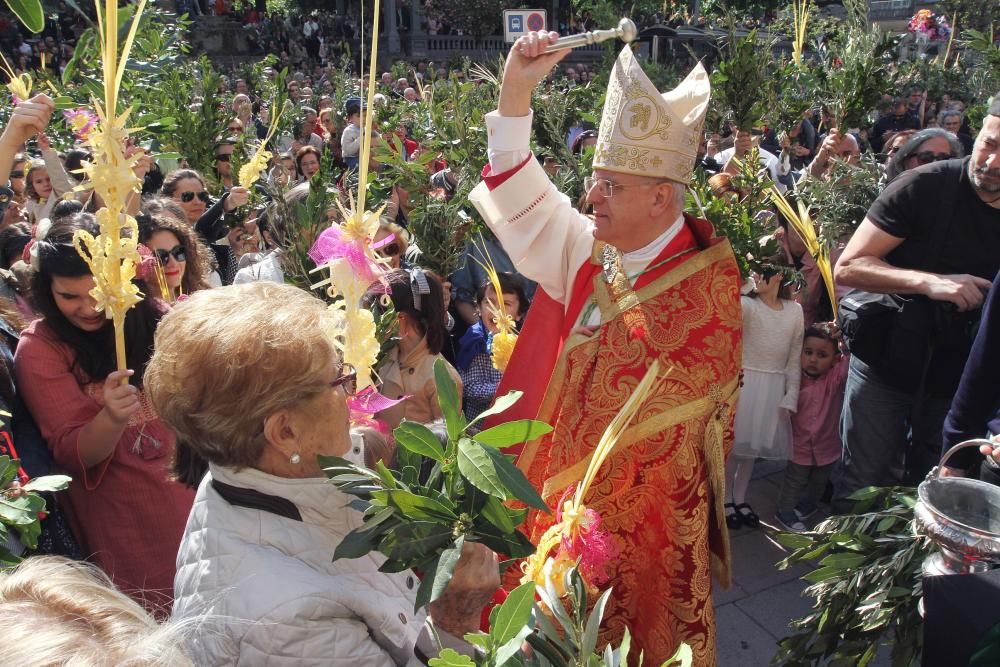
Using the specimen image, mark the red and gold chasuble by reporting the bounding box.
[498,215,742,666]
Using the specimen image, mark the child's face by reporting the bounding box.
[30,168,52,199]
[801,336,837,379]
[479,286,521,335]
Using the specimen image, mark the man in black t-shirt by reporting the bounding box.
[832,96,1000,510]
[871,99,922,153]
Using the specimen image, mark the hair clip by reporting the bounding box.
[409,267,430,311]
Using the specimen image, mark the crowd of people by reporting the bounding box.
[0,4,998,665]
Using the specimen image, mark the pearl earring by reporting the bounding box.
[290,453,301,465]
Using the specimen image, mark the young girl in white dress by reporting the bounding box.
[726,268,804,529]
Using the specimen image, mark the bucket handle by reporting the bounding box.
[932,439,998,480]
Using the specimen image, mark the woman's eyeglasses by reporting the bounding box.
[180,191,211,204]
[155,245,187,264]
[330,366,357,395]
[215,154,232,162]
[378,243,401,258]
[9,171,24,179]
[913,151,953,166]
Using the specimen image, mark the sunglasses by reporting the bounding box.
[913,151,952,166]
[9,171,24,179]
[330,366,357,395]
[180,191,211,204]
[155,245,187,264]
[215,154,232,162]
[378,243,401,257]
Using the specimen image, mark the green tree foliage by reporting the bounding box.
[711,26,776,132]
[428,567,692,667]
[0,456,71,565]
[4,0,43,33]
[145,57,231,182]
[810,0,897,131]
[323,360,551,611]
[773,487,930,667]
[796,155,882,248]
[46,4,245,181]
[699,0,784,20]
[371,66,498,277]
[686,147,784,279]
[939,0,1000,34]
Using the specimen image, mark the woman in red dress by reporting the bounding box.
[14,213,193,616]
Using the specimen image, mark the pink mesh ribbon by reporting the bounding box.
[554,489,619,588]
[308,225,382,285]
[347,385,409,435]
[561,507,618,587]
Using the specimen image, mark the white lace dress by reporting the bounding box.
[733,296,804,460]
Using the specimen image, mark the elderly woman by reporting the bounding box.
[883,127,964,183]
[146,282,498,665]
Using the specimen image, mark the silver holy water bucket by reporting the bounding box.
[914,440,1000,577]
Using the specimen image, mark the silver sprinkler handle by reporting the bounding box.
[542,18,638,53]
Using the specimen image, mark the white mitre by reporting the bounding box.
[593,47,711,184]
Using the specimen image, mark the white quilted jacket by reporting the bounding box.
[172,464,458,666]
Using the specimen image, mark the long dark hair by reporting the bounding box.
[365,268,447,355]
[30,214,164,386]
[138,198,214,295]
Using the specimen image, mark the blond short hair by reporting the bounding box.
[145,282,341,469]
[0,556,192,666]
